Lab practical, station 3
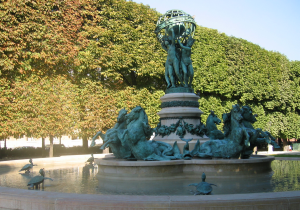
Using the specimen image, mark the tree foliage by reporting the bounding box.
[0,0,86,79]
[10,75,78,139]
[193,27,300,138]
[0,0,299,144]
[74,0,166,89]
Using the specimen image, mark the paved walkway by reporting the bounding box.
[257,150,300,160]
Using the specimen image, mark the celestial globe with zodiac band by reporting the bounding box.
[154,9,196,44]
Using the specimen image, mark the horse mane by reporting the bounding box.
[130,106,148,123]
[222,112,231,137]
[223,104,243,137]
[241,105,251,115]
[119,108,128,116]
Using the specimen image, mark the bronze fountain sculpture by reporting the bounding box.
[91,9,279,161]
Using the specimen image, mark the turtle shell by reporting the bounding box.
[87,157,94,163]
[20,164,33,171]
[196,182,213,194]
[27,175,44,185]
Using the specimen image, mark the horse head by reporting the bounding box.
[231,104,243,122]
[241,106,257,124]
[222,105,243,137]
[126,106,142,124]
[117,108,128,123]
[207,110,221,125]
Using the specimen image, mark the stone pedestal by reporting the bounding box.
[153,92,209,152]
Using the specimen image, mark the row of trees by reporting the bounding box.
[1,0,300,155]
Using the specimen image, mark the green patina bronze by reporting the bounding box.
[91,108,133,159]
[27,168,53,189]
[154,118,206,138]
[240,105,280,158]
[155,10,196,92]
[19,159,36,174]
[191,104,281,159]
[118,106,182,161]
[181,138,193,160]
[189,172,217,195]
[205,110,225,140]
[86,154,94,165]
[91,106,182,161]
[161,100,199,108]
[91,104,280,160]
[193,104,251,159]
[165,87,194,94]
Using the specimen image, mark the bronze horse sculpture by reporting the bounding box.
[205,110,225,140]
[240,105,280,158]
[90,108,132,159]
[119,106,181,161]
[194,104,250,159]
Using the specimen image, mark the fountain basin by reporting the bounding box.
[1,185,300,210]
[0,155,300,210]
[96,155,275,179]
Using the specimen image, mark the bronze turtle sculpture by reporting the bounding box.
[19,158,36,174]
[27,168,53,189]
[189,172,217,195]
[86,154,94,164]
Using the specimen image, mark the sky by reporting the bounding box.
[133,0,300,61]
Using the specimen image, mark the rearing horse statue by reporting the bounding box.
[119,106,181,161]
[240,105,280,158]
[195,104,250,159]
[90,108,132,159]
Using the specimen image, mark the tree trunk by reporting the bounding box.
[49,135,54,157]
[282,138,288,147]
[82,136,88,152]
[4,138,6,149]
[42,137,45,157]
[59,136,62,145]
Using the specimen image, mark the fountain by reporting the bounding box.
[0,9,300,210]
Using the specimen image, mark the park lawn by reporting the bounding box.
[270,154,300,157]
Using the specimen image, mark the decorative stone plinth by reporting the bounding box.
[154,92,209,152]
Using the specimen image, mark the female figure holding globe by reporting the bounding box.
[164,28,183,88]
[155,9,196,91]
[178,36,195,88]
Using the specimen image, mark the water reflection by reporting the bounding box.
[271,160,300,192]
[0,160,299,195]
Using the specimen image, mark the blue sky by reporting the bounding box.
[133,0,300,61]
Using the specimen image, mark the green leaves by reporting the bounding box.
[9,75,78,138]
[192,26,300,139]
[76,0,166,89]
[0,0,299,141]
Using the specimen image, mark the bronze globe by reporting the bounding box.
[155,9,196,44]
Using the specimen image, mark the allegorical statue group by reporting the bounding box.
[162,28,195,88]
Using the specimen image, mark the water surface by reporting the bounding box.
[0,160,299,195]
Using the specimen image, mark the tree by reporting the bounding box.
[11,75,77,157]
[192,26,300,138]
[0,0,87,79]
[76,0,166,90]
[0,78,14,148]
